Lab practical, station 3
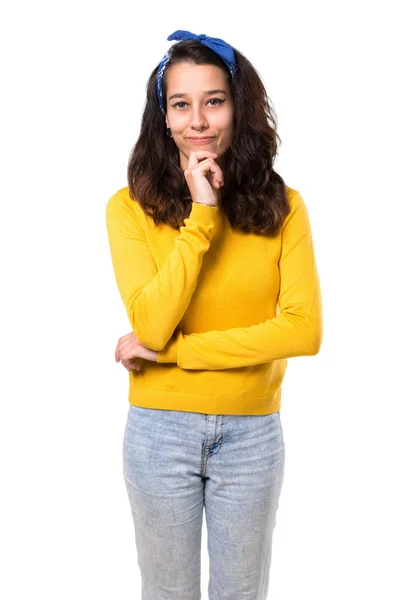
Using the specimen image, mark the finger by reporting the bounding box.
[188,151,218,170]
[212,177,221,189]
[120,332,138,346]
[186,156,222,178]
[210,168,224,189]
[122,360,140,372]
[128,357,141,370]
[115,343,120,362]
[119,337,140,359]
[196,158,223,182]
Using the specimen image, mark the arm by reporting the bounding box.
[105,189,218,350]
[157,191,323,369]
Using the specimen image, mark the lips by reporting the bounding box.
[188,137,215,144]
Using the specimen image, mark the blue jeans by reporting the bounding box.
[123,405,285,599]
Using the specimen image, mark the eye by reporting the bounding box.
[207,98,225,107]
[172,101,188,109]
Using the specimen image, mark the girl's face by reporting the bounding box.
[164,62,234,170]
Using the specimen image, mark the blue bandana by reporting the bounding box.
[156,30,237,114]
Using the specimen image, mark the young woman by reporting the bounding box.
[106,30,323,599]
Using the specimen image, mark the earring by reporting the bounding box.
[166,127,172,138]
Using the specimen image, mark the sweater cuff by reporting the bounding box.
[187,202,218,225]
[157,333,180,363]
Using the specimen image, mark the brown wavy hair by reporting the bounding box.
[127,40,290,236]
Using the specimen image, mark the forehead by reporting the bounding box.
[165,63,230,94]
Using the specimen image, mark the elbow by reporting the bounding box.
[131,321,170,352]
[127,304,171,350]
[309,332,322,355]
[295,310,322,356]
[308,317,323,355]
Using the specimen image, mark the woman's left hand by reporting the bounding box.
[115,332,158,372]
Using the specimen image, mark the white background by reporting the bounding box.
[1,1,403,598]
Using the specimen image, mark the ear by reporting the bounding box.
[165,116,170,129]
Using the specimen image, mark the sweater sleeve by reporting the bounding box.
[157,191,323,369]
[105,190,218,350]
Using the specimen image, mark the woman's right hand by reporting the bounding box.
[184,151,224,207]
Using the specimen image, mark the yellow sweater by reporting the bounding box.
[105,185,323,415]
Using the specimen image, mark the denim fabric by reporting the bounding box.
[123,404,285,599]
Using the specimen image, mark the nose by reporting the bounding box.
[190,105,208,131]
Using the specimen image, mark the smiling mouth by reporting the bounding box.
[188,137,215,142]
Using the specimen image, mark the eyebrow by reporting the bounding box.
[168,89,228,101]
